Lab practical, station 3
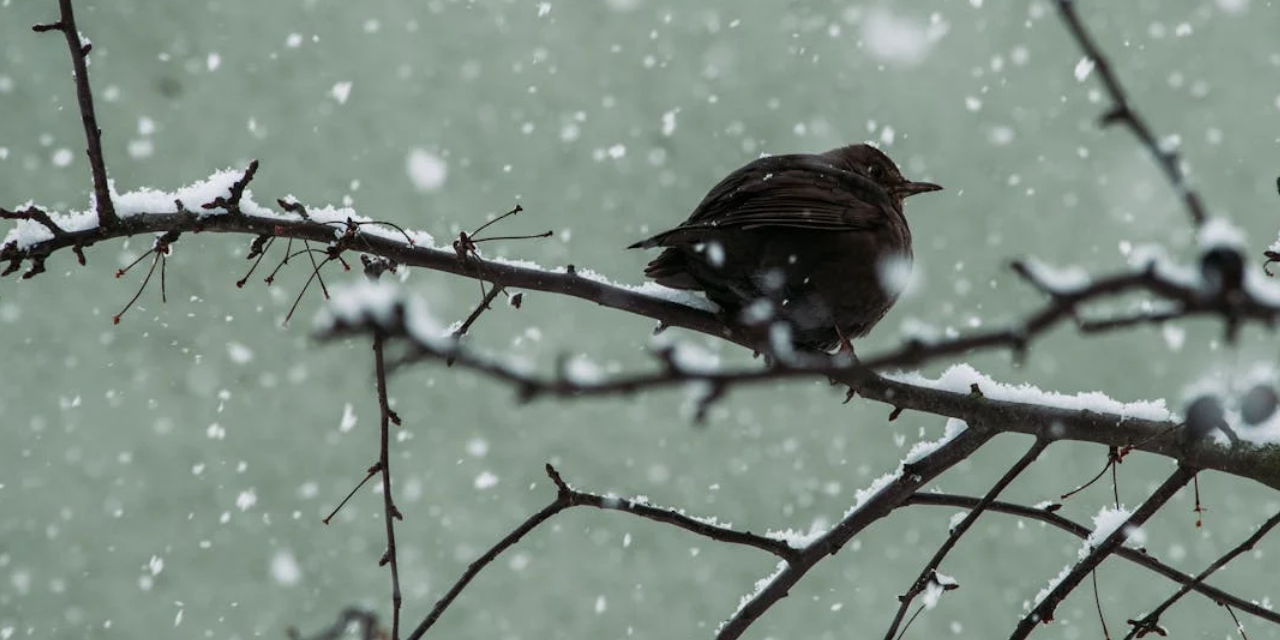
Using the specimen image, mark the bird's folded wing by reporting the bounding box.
[630,156,893,248]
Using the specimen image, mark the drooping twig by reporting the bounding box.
[1092,571,1113,639]
[112,231,180,324]
[883,438,1050,640]
[1060,445,1126,503]
[1009,466,1197,639]
[236,234,275,288]
[372,335,404,640]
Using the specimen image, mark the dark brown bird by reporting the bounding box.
[629,144,941,353]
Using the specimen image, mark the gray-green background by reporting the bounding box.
[2,0,1279,638]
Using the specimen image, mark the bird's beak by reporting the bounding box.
[897,180,943,198]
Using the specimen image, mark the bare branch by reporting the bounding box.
[1053,0,1207,227]
[1009,466,1197,639]
[34,0,118,227]
[1123,508,1280,639]
[884,438,1050,639]
[905,493,1280,628]
[715,426,995,640]
[406,463,798,640]
[373,335,403,640]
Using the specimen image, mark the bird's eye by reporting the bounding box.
[865,164,882,178]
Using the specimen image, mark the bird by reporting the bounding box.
[629,143,941,353]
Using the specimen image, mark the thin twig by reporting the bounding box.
[906,493,1280,627]
[322,464,379,525]
[373,335,403,640]
[34,0,118,227]
[453,285,504,340]
[884,438,1050,640]
[1224,603,1250,640]
[1123,508,1280,639]
[1053,0,1206,227]
[715,428,996,640]
[1093,571,1112,639]
[112,252,161,325]
[405,473,569,640]
[405,463,796,640]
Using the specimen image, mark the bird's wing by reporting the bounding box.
[629,154,893,249]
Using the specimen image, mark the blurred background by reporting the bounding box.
[2,0,1279,638]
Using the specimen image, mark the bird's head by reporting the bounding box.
[828,143,942,202]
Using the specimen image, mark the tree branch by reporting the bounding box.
[406,463,799,640]
[33,0,118,227]
[1122,508,1280,638]
[1009,466,1197,639]
[715,425,995,640]
[883,438,1051,639]
[905,493,1280,627]
[1053,0,1207,228]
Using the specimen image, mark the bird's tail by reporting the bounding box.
[626,232,666,250]
[641,248,701,290]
